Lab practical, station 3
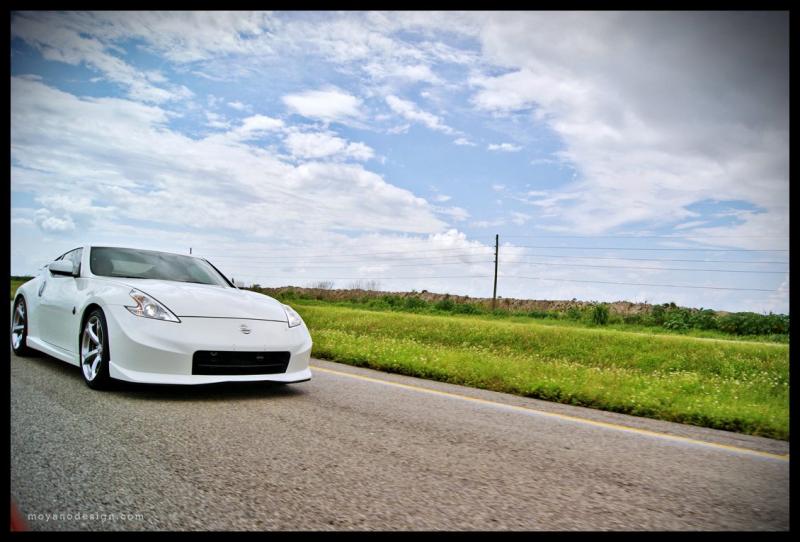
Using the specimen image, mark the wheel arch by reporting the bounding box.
[78,303,106,354]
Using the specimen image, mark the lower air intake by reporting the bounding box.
[192,351,291,375]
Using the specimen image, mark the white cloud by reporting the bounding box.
[436,206,470,221]
[454,137,476,146]
[469,12,788,240]
[11,11,194,104]
[282,88,363,123]
[364,62,442,84]
[471,218,505,228]
[205,111,231,129]
[510,211,531,225]
[284,131,374,161]
[385,95,455,135]
[34,209,75,233]
[11,77,447,249]
[227,101,249,111]
[488,142,522,152]
[40,11,275,64]
[227,114,284,141]
[387,124,411,135]
[433,194,452,202]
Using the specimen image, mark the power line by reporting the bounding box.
[510,254,789,265]
[506,275,779,292]
[199,246,494,260]
[495,234,789,239]
[511,245,789,252]
[234,274,493,281]
[211,256,497,267]
[210,253,789,266]
[216,260,495,270]
[219,257,783,273]
[209,252,494,261]
[512,261,788,274]
[203,248,790,264]
[195,240,495,257]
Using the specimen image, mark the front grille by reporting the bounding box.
[192,351,291,375]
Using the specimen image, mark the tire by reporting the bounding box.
[11,296,33,356]
[80,309,113,390]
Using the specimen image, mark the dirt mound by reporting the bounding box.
[254,285,709,316]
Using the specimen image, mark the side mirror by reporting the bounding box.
[49,260,78,277]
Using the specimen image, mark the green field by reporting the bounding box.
[275,297,789,344]
[292,302,789,440]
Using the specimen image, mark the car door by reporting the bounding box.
[38,248,84,353]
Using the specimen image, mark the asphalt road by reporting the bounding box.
[10,350,790,531]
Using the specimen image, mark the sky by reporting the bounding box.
[9,11,790,313]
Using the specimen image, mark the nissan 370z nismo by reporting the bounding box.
[11,246,313,389]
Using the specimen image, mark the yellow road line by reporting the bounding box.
[312,365,790,462]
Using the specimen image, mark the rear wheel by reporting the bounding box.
[11,297,33,356]
[80,309,112,390]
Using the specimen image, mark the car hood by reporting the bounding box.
[109,279,289,321]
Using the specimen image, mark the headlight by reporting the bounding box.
[283,304,303,328]
[125,289,180,322]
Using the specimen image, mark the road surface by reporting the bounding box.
[10,350,789,530]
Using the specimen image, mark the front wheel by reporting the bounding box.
[11,297,33,356]
[80,309,113,390]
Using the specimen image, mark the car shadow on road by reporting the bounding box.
[112,379,308,403]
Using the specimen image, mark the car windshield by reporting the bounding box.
[90,247,230,286]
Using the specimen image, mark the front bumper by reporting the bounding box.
[104,305,313,384]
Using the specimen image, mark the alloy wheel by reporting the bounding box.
[11,300,26,351]
[81,315,104,381]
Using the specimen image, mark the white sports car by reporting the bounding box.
[11,245,313,389]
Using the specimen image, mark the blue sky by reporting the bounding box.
[10,11,789,313]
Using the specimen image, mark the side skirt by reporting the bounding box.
[25,336,80,367]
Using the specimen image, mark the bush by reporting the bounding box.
[434,298,456,312]
[689,308,718,330]
[663,317,689,330]
[622,313,645,325]
[280,289,297,300]
[403,296,428,310]
[453,302,482,314]
[651,304,666,325]
[366,298,392,311]
[526,310,550,319]
[718,312,789,336]
[662,308,691,330]
[591,303,609,325]
[565,307,582,320]
[378,295,403,308]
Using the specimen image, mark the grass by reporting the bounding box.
[278,297,789,344]
[265,287,789,342]
[290,301,789,440]
[11,277,32,301]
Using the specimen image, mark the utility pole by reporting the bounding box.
[189,247,192,255]
[492,233,499,310]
